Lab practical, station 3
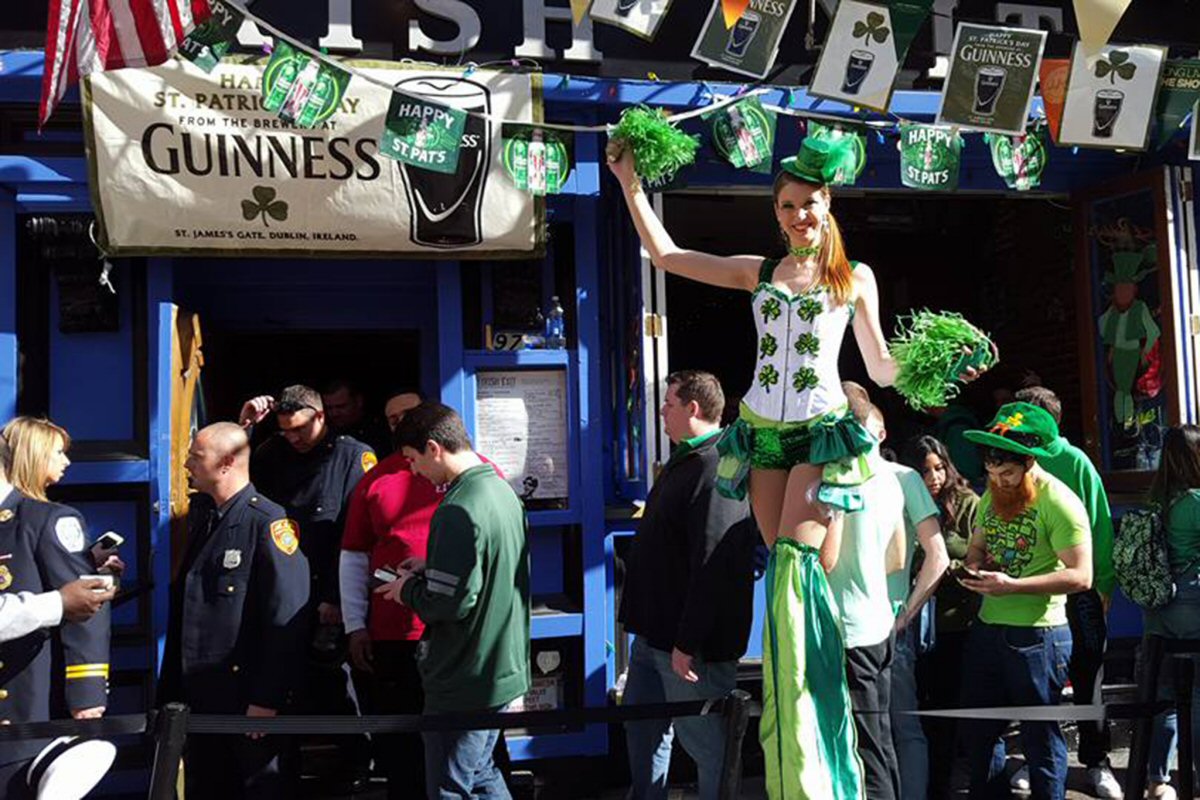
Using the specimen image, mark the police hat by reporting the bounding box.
[26,736,116,800]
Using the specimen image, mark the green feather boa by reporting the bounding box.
[891,310,998,410]
[609,106,700,185]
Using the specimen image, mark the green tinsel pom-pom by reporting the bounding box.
[890,310,999,411]
[609,106,700,185]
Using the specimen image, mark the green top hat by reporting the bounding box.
[1103,247,1156,286]
[962,402,1059,458]
[780,136,859,186]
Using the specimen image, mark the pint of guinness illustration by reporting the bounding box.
[615,0,638,17]
[973,66,1007,116]
[393,76,491,249]
[725,11,761,60]
[1092,89,1124,139]
[842,50,875,95]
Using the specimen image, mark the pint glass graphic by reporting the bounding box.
[842,50,875,95]
[725,11,761,60]
[393,76,491,249]
[1092,89,1124,139]
[615,0,638,17]
[973,67,1007,116]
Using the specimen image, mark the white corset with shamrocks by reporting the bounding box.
[742,277,853,424]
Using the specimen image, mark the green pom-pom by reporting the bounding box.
[609,106,700,185]
[890,310,999,411]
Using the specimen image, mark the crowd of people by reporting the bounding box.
[1,129,1200,800]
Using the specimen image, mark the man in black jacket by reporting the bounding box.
[619,371,758,800]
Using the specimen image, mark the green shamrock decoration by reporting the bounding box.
[796,296,823,323]
[852,11,890,45]
[760,297,782,324]
[1095,50,1137,84]
[794,332,820,357]
[793,367,819,393]
[758,364,780,393]
[759,333,778,359]
[242,186,289,227]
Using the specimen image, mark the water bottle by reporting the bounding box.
[544,296,566,349]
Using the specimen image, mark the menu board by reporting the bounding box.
[475,369,570,504]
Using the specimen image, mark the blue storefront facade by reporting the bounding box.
[1,1,1200,790]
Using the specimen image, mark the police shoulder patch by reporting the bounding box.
[55,516,86,553]
[361,451,377,473]
[269,519,300,555]
[0,564,12,591]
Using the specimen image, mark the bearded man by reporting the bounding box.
[955,402,1093,800]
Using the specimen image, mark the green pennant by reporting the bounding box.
[899,123,962,191]
[705,96,776,172]
[1154,60,1200,149]
[261,41,351,129]
[888,0,934,63]
[502,124,574,195]
[380,94,468,175]
[178,0,244,73]
[807,121,867,186]
[985,123,1048,191]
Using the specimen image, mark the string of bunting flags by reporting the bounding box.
[172,0,1200,200]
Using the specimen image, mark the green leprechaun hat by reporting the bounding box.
[1103,246,1156,286]
[780,136,860,186]
[962,402,1059,458]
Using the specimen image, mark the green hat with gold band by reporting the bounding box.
[962,402,1058,458]
[780,136,860,186]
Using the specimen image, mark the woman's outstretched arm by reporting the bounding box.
[851,263,899,388]
[608,147,761,291]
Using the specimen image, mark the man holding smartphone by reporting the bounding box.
[957,403,1093,800]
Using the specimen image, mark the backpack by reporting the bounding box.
[1113,506,1175,610]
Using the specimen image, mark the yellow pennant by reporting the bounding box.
[721,0,751,28]
[570,0,592,26]
[1073,0,1133,53]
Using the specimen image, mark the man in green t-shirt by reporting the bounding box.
[958,403,1093,800]
[379,402,531,800]
[1015,386,1121,799]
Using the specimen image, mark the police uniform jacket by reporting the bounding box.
[0,490,111,764]
[158,484,310,714]
[251,433,374,607]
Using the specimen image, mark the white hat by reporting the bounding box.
[27,736,116,799]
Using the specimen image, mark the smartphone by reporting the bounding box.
[371,568,400,589]
[951,564,983,582]
[96,531,124,550]
[79,574,116,592]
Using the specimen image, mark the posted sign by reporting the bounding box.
[83,59,543,258]
[936,23,1047,135]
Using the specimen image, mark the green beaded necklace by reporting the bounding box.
[788,244,820,259]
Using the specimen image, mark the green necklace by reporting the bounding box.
[788,244,820,258]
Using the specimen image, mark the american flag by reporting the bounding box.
[40,0,213,127]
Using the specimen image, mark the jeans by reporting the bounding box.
[422,708,511,800]
[891,624,929,800]
[961,622,1072,800]
[1145,574,1200,786]
[1066,589,1111,768]
[623,636,737,800]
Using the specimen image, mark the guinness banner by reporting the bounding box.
[83,59,544,258]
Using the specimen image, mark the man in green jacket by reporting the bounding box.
[1015,387,1121,799]
[378,402,531,800]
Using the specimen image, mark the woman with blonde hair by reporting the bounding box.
[2,416,72,501]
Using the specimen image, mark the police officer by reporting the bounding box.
[158,422,310,799]
[0,432,113,799]
[322,378,393,455]
[239,385,375,791]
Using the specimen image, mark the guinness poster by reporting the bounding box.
[690,0,798,79]
[1058,41,1167,152]
[82,59,543,258]
[936,23,1046,135]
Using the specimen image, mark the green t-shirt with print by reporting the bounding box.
[977,472,1090,628]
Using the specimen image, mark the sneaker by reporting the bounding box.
[1148,783,1177,800]
[1086,765,1124,799]
[1011,765,1030,792]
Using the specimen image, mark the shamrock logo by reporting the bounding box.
[796,295,823,323]
[792,367,820,393]
[758,364,780,393]
[852,11,890,45]
[794,332,820,357]
[1095,50,1137,84]
[759,333,778,359]
[760,297,782,324]
[242,186,289,227]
